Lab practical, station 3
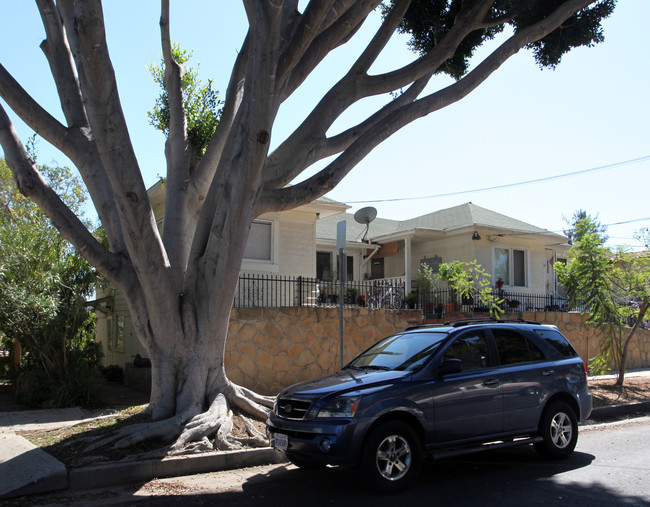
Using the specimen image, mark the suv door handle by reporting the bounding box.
[483,379,500,387]
[542,370,555,376]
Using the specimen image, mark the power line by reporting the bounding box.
[344,155,650,204]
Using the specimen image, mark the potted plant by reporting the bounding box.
[437,261,465,312]
[405,291,417,309]
[416,263,436,316]
[437,260,504,317]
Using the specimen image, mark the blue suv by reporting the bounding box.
[267,319,592,492]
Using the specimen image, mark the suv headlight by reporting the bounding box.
[316,396,361,418]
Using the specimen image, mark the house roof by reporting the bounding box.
[316,202,566,244]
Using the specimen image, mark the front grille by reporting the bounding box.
[276,397,312,420]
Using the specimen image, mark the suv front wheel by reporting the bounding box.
[534,401,578,459]
[359,420,422,492]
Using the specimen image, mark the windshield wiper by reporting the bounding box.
[360,365,392,371]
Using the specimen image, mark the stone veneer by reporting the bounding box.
[225,308,650,395]
[225,307,421,395]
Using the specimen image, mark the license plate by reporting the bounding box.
[273,432,289,451]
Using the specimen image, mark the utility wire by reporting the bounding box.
[343,155,650,204]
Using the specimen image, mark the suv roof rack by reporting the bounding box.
[446,318,541,327]
[404,318,541,331]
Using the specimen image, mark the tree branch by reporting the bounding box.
[0,64,70,151]
[278,0,381,102]
[35,0,87,128]
[258,0,595,213]
[275,0,338,87]
[56,0,168,279]
[264,0,480,188]
[0,104,125,284]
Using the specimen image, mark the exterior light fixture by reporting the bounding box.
[472,232,481,240]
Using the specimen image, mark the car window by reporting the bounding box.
[443,332,489,371]
[492,329,542,365]
[349,331,449,371]
[533,329,578,359]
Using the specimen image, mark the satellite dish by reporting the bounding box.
[354,207,377,242]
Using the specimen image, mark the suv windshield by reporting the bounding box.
[348,331,448,371]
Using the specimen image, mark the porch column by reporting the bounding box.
[404,236,412,294]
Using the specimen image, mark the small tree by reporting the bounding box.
[437,260,503,317]
[147,44,222,161]
[0,158,100,406]
[555,216,650,385]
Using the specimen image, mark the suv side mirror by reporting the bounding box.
[438,358,462,376]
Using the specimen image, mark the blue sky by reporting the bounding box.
[1,1,648,250]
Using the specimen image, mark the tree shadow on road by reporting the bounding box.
[124,446,647,507]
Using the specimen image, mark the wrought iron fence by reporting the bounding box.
[234,274,405,309]
[234,273,583,313]
[417,289,583,315]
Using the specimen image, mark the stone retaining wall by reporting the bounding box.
[224,308,650,395]
[225,307,421,395]
[522,311,650,373]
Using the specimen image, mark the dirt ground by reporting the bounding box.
[588,375,650,407]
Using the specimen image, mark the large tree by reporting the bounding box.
[0,1,615,451]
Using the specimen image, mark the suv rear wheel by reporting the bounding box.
[359,420,421,492]
[534,401,578,459]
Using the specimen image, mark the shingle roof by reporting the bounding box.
[316,202,563,242]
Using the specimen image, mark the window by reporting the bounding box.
[371,258,384,279]
[347,255,354,282]
[534,329,578,359]
[317,251,333,280]
[493,329,544,365]
[244,221,272,261]
[107,314,125,352]
[443,332,490,371]
[495,247,527,287]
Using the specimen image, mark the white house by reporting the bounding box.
[315,202,569,300]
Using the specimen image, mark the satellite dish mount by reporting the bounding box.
[353,207,377,243]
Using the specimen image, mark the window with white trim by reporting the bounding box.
[244,221,272,261]
[242,220,280,272]
[494,247,527,287]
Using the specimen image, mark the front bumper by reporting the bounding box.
[266,413,368,465]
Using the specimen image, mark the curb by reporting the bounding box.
[587,401,650,422]
[2,446,287,500]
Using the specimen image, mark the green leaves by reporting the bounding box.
[0,158,99,405]
[437,259,504,317]
[555,214,650,379]
[383,0,616,79]
[147,43,222,156]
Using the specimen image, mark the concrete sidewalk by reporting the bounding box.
[2,371,649,500]
[0,404,286,500]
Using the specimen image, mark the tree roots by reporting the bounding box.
[82,381,272,458]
